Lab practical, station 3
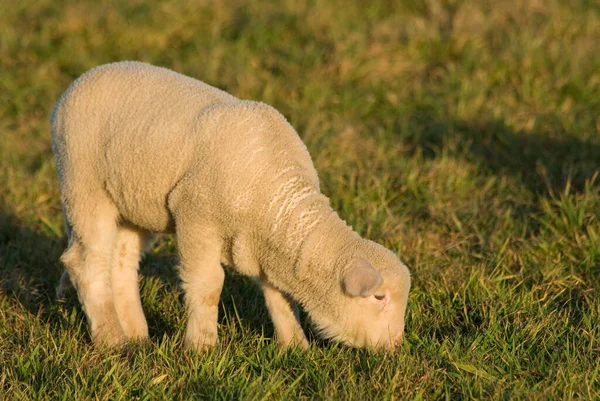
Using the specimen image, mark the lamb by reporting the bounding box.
[51,61,411,350]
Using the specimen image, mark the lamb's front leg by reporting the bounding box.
[177,225,224,351]
[261,279,309,349]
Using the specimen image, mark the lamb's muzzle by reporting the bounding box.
[51,61,411,351]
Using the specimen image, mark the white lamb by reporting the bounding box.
[51,61,411,350]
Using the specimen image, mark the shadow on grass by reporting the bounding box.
[0,211,75,340]
[398,114,600,195]
[0,212,64,312]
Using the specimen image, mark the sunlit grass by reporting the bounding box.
[1,0,599,399]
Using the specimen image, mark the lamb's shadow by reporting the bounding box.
[396,114,600,196]
[0,211,69,332]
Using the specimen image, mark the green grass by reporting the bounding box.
[1,0,599,399]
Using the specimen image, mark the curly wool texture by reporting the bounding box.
[52,61,410,349]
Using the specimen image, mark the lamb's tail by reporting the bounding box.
[56,215,74,299]
[56,270,74,299]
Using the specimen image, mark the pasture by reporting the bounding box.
[1,0,599,399]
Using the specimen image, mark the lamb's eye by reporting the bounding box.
[374,294,386,301]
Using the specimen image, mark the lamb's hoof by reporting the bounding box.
[120,321,150,341]
[92,325,129,348]
[184,331,218,353]
[279,336,309,350]
[93,334,128,349]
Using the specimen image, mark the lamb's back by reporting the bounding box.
[51,62,320,235]
[52,61,237,154]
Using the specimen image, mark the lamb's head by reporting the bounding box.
[308,245,411,350]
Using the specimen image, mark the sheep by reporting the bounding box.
[51,61,411,350]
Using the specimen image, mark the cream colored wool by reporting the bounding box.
[52,61,411,350]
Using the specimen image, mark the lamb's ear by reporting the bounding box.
[342,260,384,297]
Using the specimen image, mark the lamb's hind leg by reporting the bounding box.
[261,279,309,349]
[111,223,151,340]
[60,196,126,346]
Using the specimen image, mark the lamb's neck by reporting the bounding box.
[260,194,361,307]
[290,206,363,323]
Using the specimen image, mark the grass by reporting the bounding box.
[1,0,599,399]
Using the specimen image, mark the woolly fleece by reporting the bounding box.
[51,61,411,350]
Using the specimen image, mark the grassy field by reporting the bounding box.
[1,0,599,399]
